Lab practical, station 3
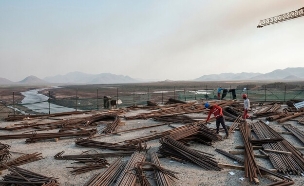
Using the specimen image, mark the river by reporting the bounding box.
[21,88,75,114]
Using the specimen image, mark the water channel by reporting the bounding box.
[21,88,75,114]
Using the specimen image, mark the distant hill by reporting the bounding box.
[19,76,48,84]
[195,67,304,81]
[195,72,262,81]
[0,77,14,85]
[44,72,139,84]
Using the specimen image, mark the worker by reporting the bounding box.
[217,87,223,100]
[242,94,250,119]
[204,102,229,138]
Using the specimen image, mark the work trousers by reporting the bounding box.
[243,109,250,119]
[217,93,221,100]
[216,116,228,135]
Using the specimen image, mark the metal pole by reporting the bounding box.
[96,88,99,110]
[184,88,186,101]
[229,85,231,100]
[194,86,196,100]
[148,87,150,101]
[48,91,51,115]
[76,89,78,111]
[284,85,286,102]
[116,88,119,108]
[174,86,176,99]
[162,91,163,104]
[264,85,266,102]
[205,85,207,100]
[13,92,15,116]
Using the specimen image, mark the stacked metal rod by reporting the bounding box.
[0,152,43,171]
[2,113,118,131]
[238,121,261,184]
[0,142,10,162]
[283,124,304,145]
[75,138,147,151]
[228,115,241,134]
[215,149,294,186]
[151,152,177,186]
[0,166,59,186]
[158,136,221,171]
[251,121,304,175]
[254,103,281,117]
[54,151,133,160]
[101,115,121,134]
[84,158,126,186]
[114,152,146,186]
[26,129,97,143]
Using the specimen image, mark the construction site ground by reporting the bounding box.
[0,101,304,186]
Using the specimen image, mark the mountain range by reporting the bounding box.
[1,67,304,85]
[195,67,304,81]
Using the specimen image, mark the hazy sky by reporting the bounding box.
[0,0,303,81]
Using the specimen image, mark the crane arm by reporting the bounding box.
[257,7,304,28]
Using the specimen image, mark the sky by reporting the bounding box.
[0,0,303,82]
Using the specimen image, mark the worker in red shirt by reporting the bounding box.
[204,102,229,138]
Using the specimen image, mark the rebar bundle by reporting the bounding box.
[153,115,196,124]
[215,149,294,186]
[101,115,121,134]
[0,152,43,171]
[228,115,241,134]
[54,151,133,160]
[283,124,304,145]
[151,152,177,186]
[0,142,11,162]
[75,138,147,151]
[254,103,281,117]
[84,158,126,186]
[114,152,146,186]
[158,136,221,171]
[251,121,304,175]
[0,166,59,186]
[238,122,261,184]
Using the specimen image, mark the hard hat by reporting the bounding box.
[242,94,247,99]
[204,102,210,108]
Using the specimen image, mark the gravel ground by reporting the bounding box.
[0,103,304,186]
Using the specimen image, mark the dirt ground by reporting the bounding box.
[0,102,304,186]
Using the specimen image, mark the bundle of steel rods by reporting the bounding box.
[238,122,261,184]
[158,136,221,171]
[101,115,121,134]
[75,138,147,151]
[254,103,281,117]
[114,152,146,186]
[0,152,43,171]
[67,160,110,175]
[84,158,126,186]
[151,152,177,186]
[0,166,59,186]
[215,149,294,186]
[153,115,196,124]
[54,151,133,160]
[283,124,304,145]
[0,142,10,162]
[251,121,304,175]
[228,115,241,134]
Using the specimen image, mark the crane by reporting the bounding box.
[257,7,304,28]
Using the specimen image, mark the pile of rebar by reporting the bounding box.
[283,124,304,145]
[158,136,221,171]
[0,152,43,171]
[254,103,281,117]
[238,121,261,184]
[114,152,146,186]
[0,142,10,162]
[215,148,294,186]
[251,121,304,175]
[151,152,177,186]
[101,115,121,134]
[0,166,59,186]
[25,129,97,143]
[84,158,126,186]
[153,115,196,124]
[228,115,241,134]
[75,138,147,151]
[54,151,133,160]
